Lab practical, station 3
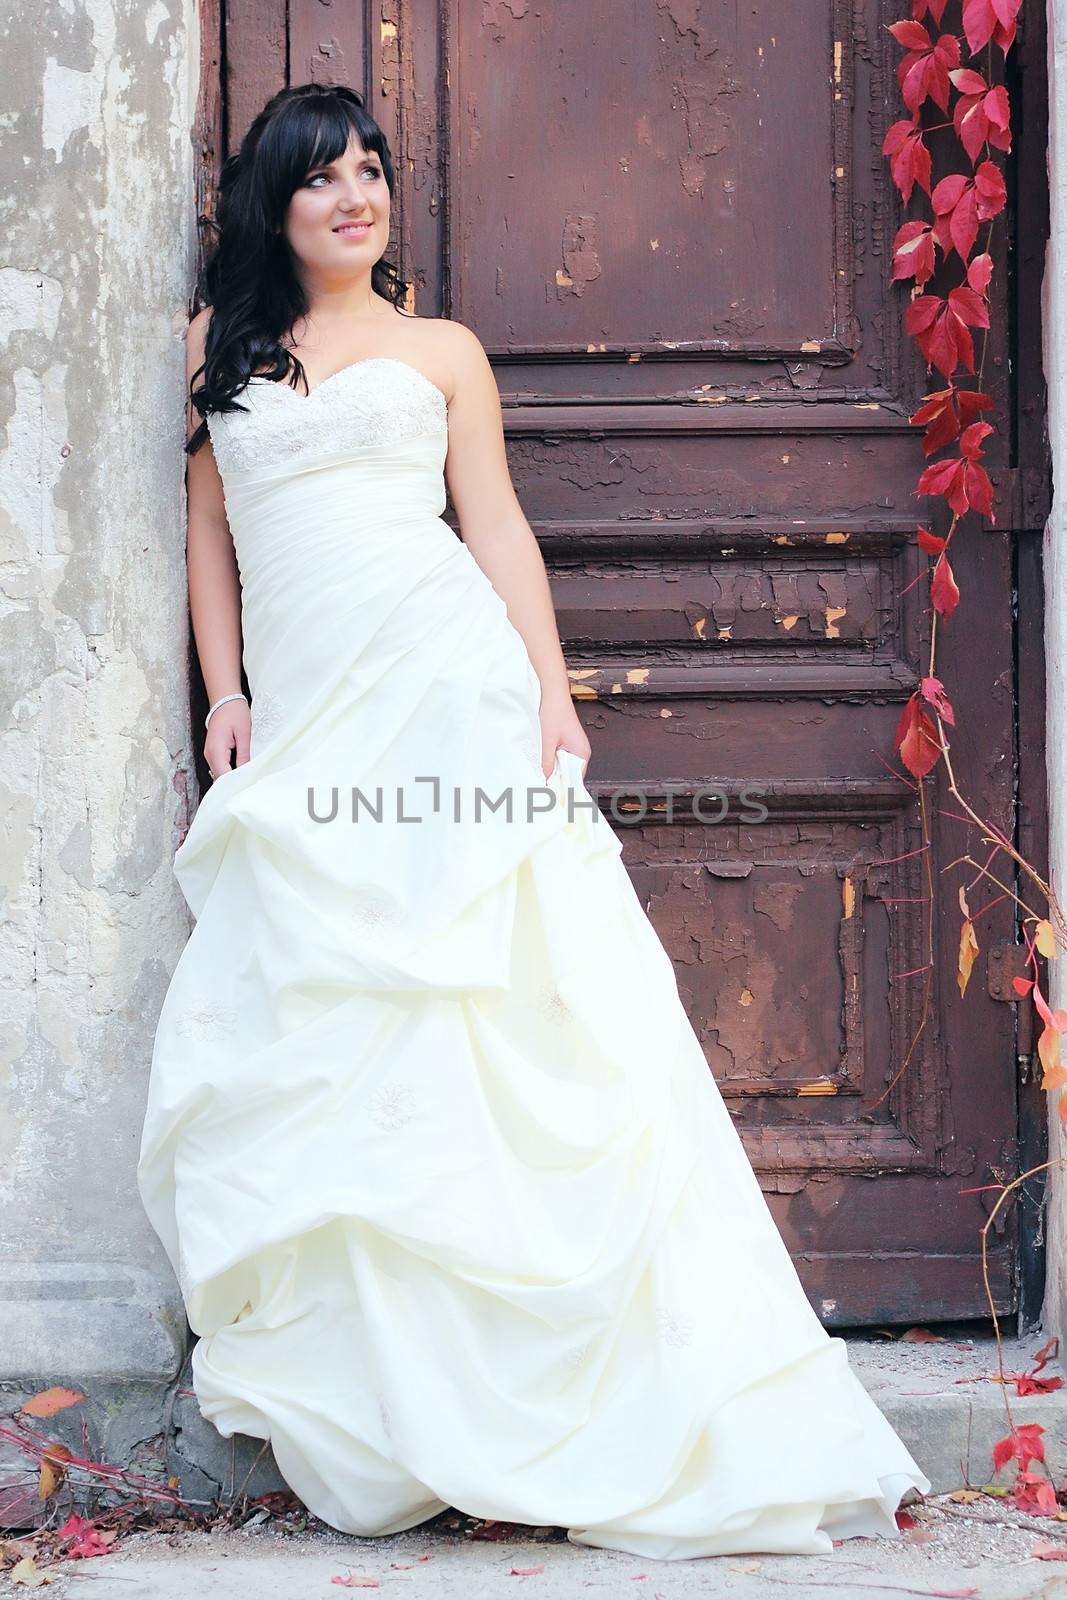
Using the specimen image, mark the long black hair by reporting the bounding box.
[187,83,412,455]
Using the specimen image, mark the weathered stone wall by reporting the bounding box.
[0,0,199,1380]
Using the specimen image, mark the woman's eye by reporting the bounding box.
[307,166,381,186]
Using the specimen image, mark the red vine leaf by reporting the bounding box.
[894,691,943,778]
[906,294,979,378]
[889,18,933,49]
[974,158,1008,217]
[931,162,1007,259]
[916,525,947,553]
[968,251,994,295]
[960,419,994,459]
[911,386,994,454]
[911,0,950,23]
[1013,1471,1060,1516]
[950,284,991,332]
[1016,1338,1065,1396]
[892,220,938,286]
[932,175,977,260]
[930,553,961,620]
[950,69,1013,161]
[962,0,1021,56]
[1031,977,1067,1033]
[895,29,961,115]
[904,297,958,377]
[921,675,956,724]
[883,121,934,204]
[992,1422,1046,1473]
[919,452,993,519]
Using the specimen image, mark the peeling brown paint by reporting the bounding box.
[557,215,601,299]
[753,882,804,932]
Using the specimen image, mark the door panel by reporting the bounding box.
[211,0,1033,1325]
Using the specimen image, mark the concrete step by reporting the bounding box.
[847,1330,1067,1493]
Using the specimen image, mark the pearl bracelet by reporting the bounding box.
[205,691,248,730]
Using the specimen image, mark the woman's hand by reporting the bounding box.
[537,687,592,782]
[205,699,252,781]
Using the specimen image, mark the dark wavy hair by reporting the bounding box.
[186,83,412,455]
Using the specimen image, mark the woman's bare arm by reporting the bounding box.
[185,309,251,772]
[441,321,590,777]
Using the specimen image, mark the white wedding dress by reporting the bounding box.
[136,355,931,1559]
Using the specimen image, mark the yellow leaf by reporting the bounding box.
[958,919,979,997]
[9,1556,52,1587]
[1036,919,1059,959]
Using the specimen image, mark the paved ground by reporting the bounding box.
[8,1496,1067,1600]
[5,1330,1067,1598]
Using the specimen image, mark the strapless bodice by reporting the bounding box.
[200,355,482,713]
[205,355,448,479]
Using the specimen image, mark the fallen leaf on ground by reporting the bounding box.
[1032,1541,1067,1560]
[510,1565,545,1575]
[8,1557,53,1588]
[18,1388,86,1419]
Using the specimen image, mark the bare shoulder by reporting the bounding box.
[419,317,495,406]
[428,316,489,369]
[187,305,213,384]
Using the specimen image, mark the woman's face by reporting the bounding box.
[283,131,391,280]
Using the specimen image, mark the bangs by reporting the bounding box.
[294,98,384,183]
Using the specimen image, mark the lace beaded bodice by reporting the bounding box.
[205,356,448,477]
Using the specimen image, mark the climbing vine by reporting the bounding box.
[884,0,1067,1511]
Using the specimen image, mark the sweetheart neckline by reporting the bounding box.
[249,355,448,410]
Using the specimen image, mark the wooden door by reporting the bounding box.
[199,0,1050,1327]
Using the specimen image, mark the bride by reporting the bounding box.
[136,80,931,1560]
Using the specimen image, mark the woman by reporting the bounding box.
[137,81,931,1560]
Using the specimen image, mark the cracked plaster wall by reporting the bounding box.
[0,0,199,1376]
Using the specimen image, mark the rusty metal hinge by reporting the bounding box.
[988,940,1036,1075]
[989,467,1052,533]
